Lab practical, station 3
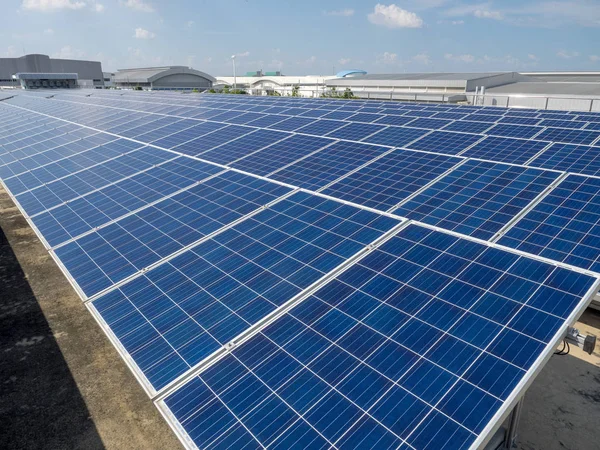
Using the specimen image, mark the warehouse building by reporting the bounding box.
[0,53,103,89]
[113,66,216,91]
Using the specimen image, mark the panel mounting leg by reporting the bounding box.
[503,398,524,449]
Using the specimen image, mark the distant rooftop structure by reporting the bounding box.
[113,66,216,91]
[336,69,367,78]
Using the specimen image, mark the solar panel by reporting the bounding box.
[537,119,588,130]
[32,158,224,247]
[90,191,401,391]
[497,117,542,126]
[268,116,317,132]
[53,171,292,297]
[535,127,600,145]
[364,127,429,148]
[461,136,550,165]
[442,120,493,134]
[406,131,482,155]
[527,143,600,177]
[374,115,416,127]
[321,150,462,211]
[231,134,335,176]
[498,174,600,272]
[392,160,561,240]
[326,122,387,141]
[405,118,453,130]
[295,119,347,136]
[347,112,385,123]
[199,129,291,165]
[268,141,391,191]
[161,223,598,450]
[485,124,543,140]
[174,125,253,156]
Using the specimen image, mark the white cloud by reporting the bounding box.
[557,50,580,59]
[186,20,194,28]
[22,0,86,11]
[52,45,86,59]
[323,9,354,17]
[474,9,502,20]
[413,53,431,65]
[234,51,250,57]
[94,3,103,12]
[134,27,155,39]
[591,55,600,62]
[3,46,17,57]
[44,28,54,34]
[528,54,539,61]
[445,53,475,63]
[304,55,317,64]
[187,55,196,67]
[376,51,399,65]
[338,58,351,65]
[122,0,153,12]
[368,4,423,28]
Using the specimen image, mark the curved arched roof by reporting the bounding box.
[114,66,216,83]
[336,69,367,78]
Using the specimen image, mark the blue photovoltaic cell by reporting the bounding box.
[175,125,253,156]
[207,110,246,122]
[374,115,416,127]
[231,134,334,176]
[32,158,223,247]
[199,129,291,165]
[347,113,385,123]
[54,171,292,297]
[298,109,331,118]
[584,122,600,131]
[363,127,429,148]
[224,112,268,125]
[406,131,482,155]
[497,117,542,126]
[267,117,316,132]
[537,119,588,130]
[442,120,493,134]
[322,111,357,120]
[268,141,390,191]
[527,143,600,177]
[295,119,347,136]
[463,114,499,123]
[245,114,287,128]
[91,191,401,390]
[432,112,469,121]
[485,124,543,140]
[404,118,453,130]
[535,127,600,145]
[537,112,573,120]
[164,223,597,450]
[499,174,600,272]
[151,122,227,149]
[14,146,174,216]
[403,110,437,118]
[326,122,387,141]
[393,160,561,240]
[461,136,550,165]
[322,150,462,211]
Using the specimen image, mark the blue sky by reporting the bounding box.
[3,1,600,75]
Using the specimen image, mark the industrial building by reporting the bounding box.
[0,53,104,89]
[113,66,216,91]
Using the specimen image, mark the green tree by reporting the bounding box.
[342,88,355,99]
[223,85,231,94]
[291,85,300,97]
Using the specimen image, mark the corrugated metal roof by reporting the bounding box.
[330,72,509,82]
[486,81,600,97]
[114,66,216,83]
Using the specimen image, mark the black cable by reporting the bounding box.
[554,339,571,356]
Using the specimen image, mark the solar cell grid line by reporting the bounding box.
[575,114,600,123]
[31,160,226,248]
[223,112,268,125]
[497,117,542,126]
[13,145,174,217]
[484,124,545,140]
[150,121,227,149]
[159,222,600,450]
[0,128,71,153]
[405,131,484,156]
[584,122,600,131]
[52,171,294,299]
[294,119,347,137]
[536,112,575,120]
[118,116,185,139]
[526,143,600,176]
[537,119,589,130]
[404,118,454,130]
[462,114,501,123]
[326,122,388,142]
[131,119,200,143]
[346,113,385,123]
[198,129,292,166]
[230,134,337,177]
[430,112,470,121]
[297,109,331,118]
[402,110,438,118]
[173,124,254,157]
[373,115,416,127]
[363,127,430,149]
[459,136,551,165]
[87,191,402,393]
[266,141,393,192]
[320,150,465,211]
[441,120,494,135]
[496,174,600,273]
[321,111,357,121]
[535,127,600,145]
[392,160,563,241]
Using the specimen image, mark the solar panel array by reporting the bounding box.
[2,90,600,450]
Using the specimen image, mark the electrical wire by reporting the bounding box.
[554,339,570,356]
